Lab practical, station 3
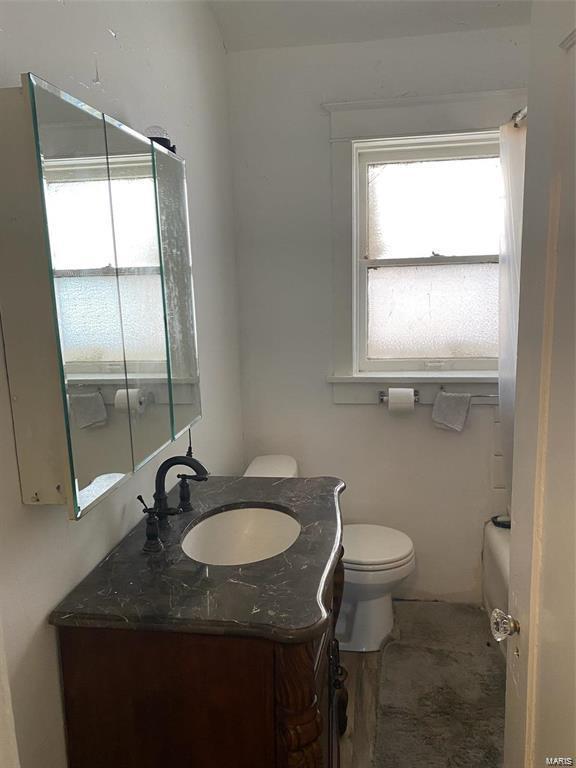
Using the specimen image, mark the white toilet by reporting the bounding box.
[242,456,415,653]
[336,524,416,652]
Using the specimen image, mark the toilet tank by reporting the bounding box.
[243,455,298,478]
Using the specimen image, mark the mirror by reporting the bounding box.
[28,74,201,515]
[31,77,133,511]
[154,145,202,434]
[104,117,173,467]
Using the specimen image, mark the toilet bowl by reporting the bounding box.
[336,524,416,652]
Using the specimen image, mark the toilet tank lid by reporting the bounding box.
[342,524,414,566]
[244,455,298,478]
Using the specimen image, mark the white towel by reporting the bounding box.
[432,391,471,432]
[69,391,107,429]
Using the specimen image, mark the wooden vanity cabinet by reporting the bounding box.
[57,554,346,768]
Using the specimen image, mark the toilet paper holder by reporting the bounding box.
[378,389,420,405]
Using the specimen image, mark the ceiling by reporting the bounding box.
[211,0,531,52]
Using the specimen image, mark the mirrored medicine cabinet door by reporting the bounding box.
[16,73,202,517]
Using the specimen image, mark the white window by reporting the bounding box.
[354,131,503,374]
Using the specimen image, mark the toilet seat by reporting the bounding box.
[344,551,416,572]
[342,524,415,571]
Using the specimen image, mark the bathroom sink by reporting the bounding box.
[181,504,301,566]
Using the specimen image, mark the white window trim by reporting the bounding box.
[352,130,501,375]
[324,88,526,393]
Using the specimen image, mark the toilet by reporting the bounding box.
[336,524,416,652]
[242,456,415,653]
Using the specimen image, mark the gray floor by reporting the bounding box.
[373,601,506,768]
[340,649,380,768]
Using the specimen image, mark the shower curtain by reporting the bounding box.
[499,119,527,507]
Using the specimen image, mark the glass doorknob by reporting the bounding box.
[490,608,520,642]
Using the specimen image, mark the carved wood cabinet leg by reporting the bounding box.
[332,547,345,627]
[275,642,324,768]
[331,547,349,738]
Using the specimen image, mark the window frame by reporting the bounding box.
[353,131,501,374]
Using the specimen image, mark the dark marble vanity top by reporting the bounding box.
[50,476,344,642]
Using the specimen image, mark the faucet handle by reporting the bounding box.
[137,495,153,513]
[137,495,164,553]
[177,473,208,482]
[175,475,191,514]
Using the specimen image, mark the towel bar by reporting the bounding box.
[439,386,498,399]
[470,393,499,399]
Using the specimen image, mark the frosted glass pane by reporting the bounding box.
[367,263,498,359]
[53,276,167,363]
[54,276,125,362]
[44,174,162,269]
[45,180,117,270]
[367,158,503,259]
[108,177,163,268]
[117,275,167,362]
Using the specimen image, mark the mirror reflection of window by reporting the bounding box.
[45,162,168,371]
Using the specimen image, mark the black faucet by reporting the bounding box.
[153,455,209,526]
[138,455,209,554]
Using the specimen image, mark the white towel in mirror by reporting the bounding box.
[69,391,107,429]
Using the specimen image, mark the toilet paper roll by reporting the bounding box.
[387,387,415,413]
[114,388,147,415]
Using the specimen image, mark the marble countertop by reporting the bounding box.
[50,476,345,642]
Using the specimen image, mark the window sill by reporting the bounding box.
[328,372,498,405]
[66,372,199,386]
[327,371,498,384]
[66,374,200,407]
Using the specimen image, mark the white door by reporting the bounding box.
[504,5,575,766]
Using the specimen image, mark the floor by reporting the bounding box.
[340,601,506,768]
[339,649,380,768]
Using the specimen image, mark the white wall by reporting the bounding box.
[228,25,530,602]
[0,3,243,767]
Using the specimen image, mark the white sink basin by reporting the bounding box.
[181,505,301,566]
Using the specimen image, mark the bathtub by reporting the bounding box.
[482,520,510,617]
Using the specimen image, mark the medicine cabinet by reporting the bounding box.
[0,74,201,519]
